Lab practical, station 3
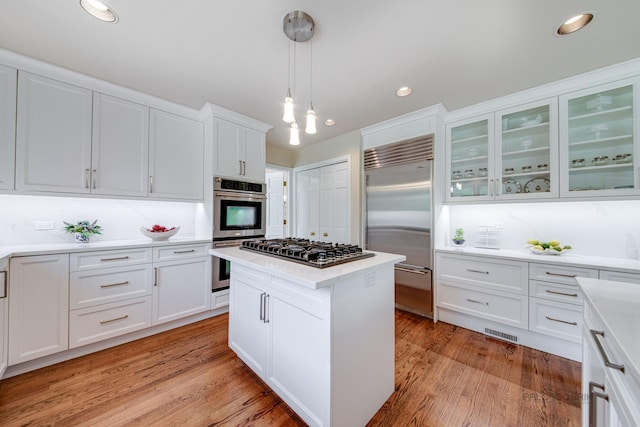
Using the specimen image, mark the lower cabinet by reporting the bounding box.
[152,244,212,325]
[0,261,8,377]
[8,254,69,365]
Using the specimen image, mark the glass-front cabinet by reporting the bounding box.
[559,79,639,197]
[446,99,557,201]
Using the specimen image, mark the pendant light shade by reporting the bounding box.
[289,122,300,145]
[305,106,317,134]
[283,90,295,123]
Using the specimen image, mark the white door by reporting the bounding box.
[16,72,93,193]
[92,93,149,197]
[319,163,349,243]
[0,65,16,190]
[296,168,320,240]
[266,171,285,238]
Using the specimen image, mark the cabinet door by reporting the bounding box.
[496,98,558,199]
[152,257,211,324]
[0,65,16,190]
[214,118,242,178]
[149,109,204,200]
[319,163,349,243]
[228,270,269,377]
[16,72,92,193]
[559,78,639,197]
[8,254,69,365]
[242,127,266,181]
[446,114,494,201]
[92,93,149,197]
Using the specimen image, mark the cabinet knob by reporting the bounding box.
[310,232,315,236]
[323,232,328,237]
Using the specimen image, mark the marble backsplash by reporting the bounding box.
[0,194,209,246]
[448,200,640,260]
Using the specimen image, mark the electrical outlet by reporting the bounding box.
[491,222,504,229]
[34,221,55,231]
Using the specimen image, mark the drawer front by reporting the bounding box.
[212,289,229,309]
[437,253,528,295]
[70,265,153,309]
[437,283,528,329]
[153,243,211,262]
[71,248,152,271]
[69,296,152,348]
[529,298,582,343]
[599,270,640,285]
[529,262,598,285]
[529,279,583,306]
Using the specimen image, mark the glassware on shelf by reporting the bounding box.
[614,153,632,164]
[592,156,609,166]
[521,139,533,150]
[521,165,532,173]
[571,159,585,168]
[464,169,475,178]
[477,167,488,177]
[537,163,548,171]
[452,170,462,179]
[504,167,514,175]
[467,147,479,157]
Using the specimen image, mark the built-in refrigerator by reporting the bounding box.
[364,137,433,317]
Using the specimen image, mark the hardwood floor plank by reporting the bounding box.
[0,310,580,427]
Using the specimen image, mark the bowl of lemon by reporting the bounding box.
[526,239,572,255]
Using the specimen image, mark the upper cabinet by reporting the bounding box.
[446,98,558,201]
[0,65,16,190]
[16,72,93,193]
[149,109,204,201]
[92,93,149,197]
[213,118,266,182]
[559,78,639,197]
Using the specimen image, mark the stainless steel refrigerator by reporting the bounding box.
[364,137,433,317]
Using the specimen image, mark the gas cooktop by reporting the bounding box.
[240,238,374,268]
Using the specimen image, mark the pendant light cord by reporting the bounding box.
[309,40,313,108]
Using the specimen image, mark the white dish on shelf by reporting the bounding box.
[520,114,543,127]
[526,245,571,256]
[524,177,550,193]
[521,138,533,149]
[586,94,612,110]
[587,124,609,138]
[502,179,521,194]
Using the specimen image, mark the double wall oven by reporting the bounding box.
[212,176,266,291]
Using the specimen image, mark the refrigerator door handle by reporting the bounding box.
[395,263,430,272]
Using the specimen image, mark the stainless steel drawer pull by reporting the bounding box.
[173,249,196,254]
[259,292,266,321]
[85,168,90,189]
[100,281,129,288]
[100,256,130,262]
[590,329,625,373]
[545,289,578,297]
[0,271,7,299]
[264,294,270,323]
[92,169,97,189]
[589,382,608,425]
[467,269,489,275]
[545,271,577,278]
[100,315,129,325]
[395,266,427,275]
[545,316,577,326]
[466,298,489,306]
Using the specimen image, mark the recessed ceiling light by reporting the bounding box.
[557,13,593,35]
[396,86,413,97]
[80,0,118,23]
[324,119,336,126]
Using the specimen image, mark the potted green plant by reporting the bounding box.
[452,228,465,246]
[64,220,103,244]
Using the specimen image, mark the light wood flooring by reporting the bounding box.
[0,310,581,426]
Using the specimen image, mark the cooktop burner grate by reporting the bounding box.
[239,238,374,268]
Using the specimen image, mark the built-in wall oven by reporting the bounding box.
[212,176,266,291]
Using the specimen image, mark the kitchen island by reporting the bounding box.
[209,246,405,427]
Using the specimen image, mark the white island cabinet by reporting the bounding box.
[210,246,405,427]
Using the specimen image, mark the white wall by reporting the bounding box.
[0,194,206,246]
[447,200,640,260]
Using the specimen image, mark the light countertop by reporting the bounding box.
[210,246,406,289]
[0,237,212,261]
[577,277,640,387]
[436,246,640,274]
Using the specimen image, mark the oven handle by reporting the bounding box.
[214,191,266,200]
[213,241,244,248]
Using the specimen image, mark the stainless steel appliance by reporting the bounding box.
[364,136,434,317]
[212,177,267,291]
[213,176,267,239]
[240,238,374,268]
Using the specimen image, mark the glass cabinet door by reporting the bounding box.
[560,79,639,197]
[495,99,558,199]
[446,114,494,201]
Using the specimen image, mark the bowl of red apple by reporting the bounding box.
[140,224,180,241]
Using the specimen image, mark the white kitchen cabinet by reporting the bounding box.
[599,270,640,284]
[152,244,211,325]
[0,260,8,378]
[296,161,350,243]
[91,93,149,197]
[8,254,69,365]
[149,109,204,201]
[213,118,266,182]
[560,78,640,198]
[0,65,16,191]
[16,72,93,193]
[446,98,558,201]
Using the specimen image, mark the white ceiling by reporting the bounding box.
[2,1,640,149]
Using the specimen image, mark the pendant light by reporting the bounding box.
[283,11,315,144]
[305,40,317,134]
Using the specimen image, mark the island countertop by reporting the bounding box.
[209,246,406,289]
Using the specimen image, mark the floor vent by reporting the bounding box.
[484,328,518,343]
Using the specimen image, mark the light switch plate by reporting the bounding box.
[34,221,55,230]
